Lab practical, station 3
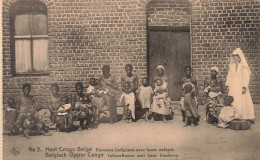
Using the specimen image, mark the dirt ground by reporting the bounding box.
[3,105,260,160]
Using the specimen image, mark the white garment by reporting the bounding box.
[57,104,71,116]
[120,92,135,119]
[226,48,255,120]
[86,85,95,94]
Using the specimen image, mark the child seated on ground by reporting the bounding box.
[4,98,18,135]
[87,78,96,96]
[217,96,241,128]
[154,78,170,108]
[183,84,199,127]
[74,94,93,131]
[120,81,135,122]
[204,79,223,125]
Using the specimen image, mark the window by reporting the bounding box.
[10,1,49,75]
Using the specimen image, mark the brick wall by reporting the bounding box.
[2,0,260,106]
[191,0,260,104]
[147,0,191,27]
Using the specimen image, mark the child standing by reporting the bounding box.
[137,77,153,121]
[180,66,198,122]
[183,84,199,127]
[120,81,135,122]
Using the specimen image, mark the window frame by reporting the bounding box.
[10,0,50,76]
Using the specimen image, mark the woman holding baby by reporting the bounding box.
[150,65,171,122]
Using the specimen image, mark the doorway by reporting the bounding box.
[148,27,191,101]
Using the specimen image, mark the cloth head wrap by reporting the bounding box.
[210,66,219,73]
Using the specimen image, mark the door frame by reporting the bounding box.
[147,26,191,87]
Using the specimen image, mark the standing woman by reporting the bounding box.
[226,48,255,121]
[150,65,171,122]
[100,65,119,124]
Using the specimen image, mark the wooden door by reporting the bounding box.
[148,29,190,101]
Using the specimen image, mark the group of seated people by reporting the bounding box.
[3,58,254,138]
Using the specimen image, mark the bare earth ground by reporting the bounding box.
[3,104,260,160]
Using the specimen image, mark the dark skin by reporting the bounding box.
[204,70,223,94]
[90,79,96,86]
[181,67,198,97]
[101,68,118,90]
[121,66,138,92]
[153,68,167,94]
[71,85,84,108]
[17,86,41,112]
[48,86,65,114]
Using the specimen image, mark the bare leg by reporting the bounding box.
[163,115,167,123]
[150,112,155,121]
[145,110,149,121]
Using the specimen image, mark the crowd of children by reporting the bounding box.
[3,64,250,139]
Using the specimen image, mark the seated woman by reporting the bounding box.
[15,83,50,139]
[218,96,241,128]
[48,83,74,132]
[204,79,224,125]
[150,65,172,122]
[204,67,224,125]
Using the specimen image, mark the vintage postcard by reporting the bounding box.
[1,0,260,160]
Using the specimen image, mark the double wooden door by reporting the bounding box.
[148,29,190,101]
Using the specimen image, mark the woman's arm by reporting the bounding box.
[193,79,199,96]
[134,76,138,90]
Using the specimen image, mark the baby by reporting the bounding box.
[86,78,96,95]
[57,96,71,116]
[204,79,222,99]
[154,78,168,108]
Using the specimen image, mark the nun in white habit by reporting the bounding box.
[226,48,255,121]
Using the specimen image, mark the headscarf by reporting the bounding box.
[157,65,164,71]
[210,66,219,73]
[231,48,251,74]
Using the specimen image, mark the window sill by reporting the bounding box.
[14,72,50,77]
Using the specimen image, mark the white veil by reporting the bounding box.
[231,48,251,74]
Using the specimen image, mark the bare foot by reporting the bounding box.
[24,130,31,139]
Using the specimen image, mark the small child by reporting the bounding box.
[137,77,153,121]
[56,96,72,129]
[154,79,169,108]
[4,98,18,135]
[75,94,92,131]
[217,96,241,128]
[120,81,135,122]
[204,79,222,99]
[183,84,199,127]
[86,78,96,96]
